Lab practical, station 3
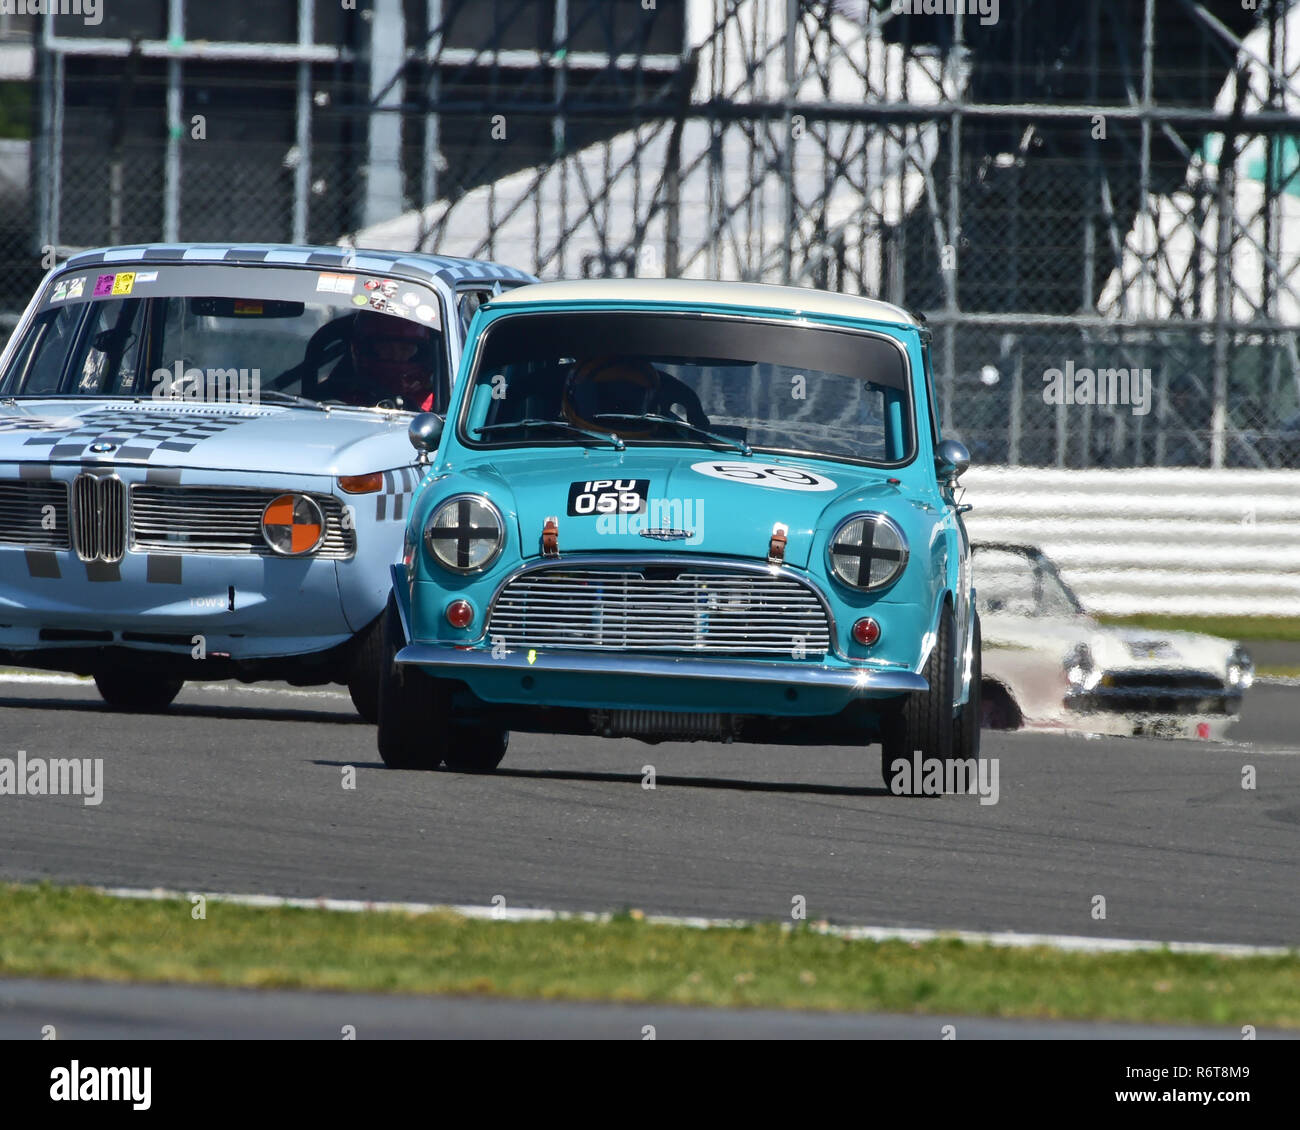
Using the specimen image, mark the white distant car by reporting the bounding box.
[974,543,1253,739]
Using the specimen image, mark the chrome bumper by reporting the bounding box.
[395,643,928,694]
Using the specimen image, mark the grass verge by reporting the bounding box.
[1097,614,1300,643]
[1,884,1297,1026]
[1258,665,1300,680]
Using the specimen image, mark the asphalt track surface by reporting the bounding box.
[2,676,1297,947]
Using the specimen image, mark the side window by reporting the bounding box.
[76,299,146,395]
[2,305,84,395]
[457,288,496,334]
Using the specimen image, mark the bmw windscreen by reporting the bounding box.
[0,265,448,412]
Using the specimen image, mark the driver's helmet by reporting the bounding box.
[350,311,436,409]
[562,356,661,435]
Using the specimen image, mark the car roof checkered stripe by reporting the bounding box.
[61,245,535,287]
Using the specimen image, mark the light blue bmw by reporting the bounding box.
[380,279,979,787]
[0,244,535,717]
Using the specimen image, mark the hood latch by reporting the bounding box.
[767,522,788,564]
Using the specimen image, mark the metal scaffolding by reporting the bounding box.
[16,0,1300,467]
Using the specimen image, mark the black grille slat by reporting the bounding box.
[0,480,70,549]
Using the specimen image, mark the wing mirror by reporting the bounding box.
[408,413,444,459]
[934,438,970,481]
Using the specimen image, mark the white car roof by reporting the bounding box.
[489,278,921,327]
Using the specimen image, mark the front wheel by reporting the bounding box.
[880,605,956,792]
[93,669,184,712]
[346,614,384,723]
[442,726,509,774]
[952,611,981,762]
[376,594,447,769]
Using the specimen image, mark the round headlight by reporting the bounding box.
[261,493,326,557]
[424,494,504,574]
[1229,644,1254,690]
[828,513,908,590]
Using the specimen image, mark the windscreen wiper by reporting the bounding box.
[474,418,625,450]
[255,389,330,412]
[591,412,752,456]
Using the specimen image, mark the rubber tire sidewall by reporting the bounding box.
[442,726,509,774]
[93,669,184,712]
[952,610,981,763]
[376,594,446,770]
[346,612,384,723]
[881,604,956,792]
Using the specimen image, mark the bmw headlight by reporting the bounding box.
[827,513,908,591]
[424,494,504,574]
[261,493,326,557]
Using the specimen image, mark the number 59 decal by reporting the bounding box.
[690,461,837,492]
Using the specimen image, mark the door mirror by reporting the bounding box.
[935,438,970,481]
[409,412,444,456]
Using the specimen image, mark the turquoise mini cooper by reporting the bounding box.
[378,279,979,787]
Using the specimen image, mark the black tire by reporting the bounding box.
[981,682,1021,730]
[346,613,384,723]
[952,611,981,762]
[376,594,447,769]
[93,669,184,712]
[442,726,509,774]
[880,604,956,792]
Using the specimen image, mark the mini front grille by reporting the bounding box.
[0,479,70,549]
[71,474,126,564]
[488,564,832,656]
[130,486,355,559]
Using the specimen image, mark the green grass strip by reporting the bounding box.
[1097,614,1300,643]
[1,884,1297,1026]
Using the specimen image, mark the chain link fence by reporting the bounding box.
[4,0,1300,467]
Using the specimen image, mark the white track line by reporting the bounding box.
[94,884,1295,958]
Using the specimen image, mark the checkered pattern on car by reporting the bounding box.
[375,466,422,521]
[7,409,256,462]
[63,244,537,290]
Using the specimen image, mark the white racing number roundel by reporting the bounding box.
[690,461,837,492]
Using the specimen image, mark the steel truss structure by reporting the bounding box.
[24,0,1300,466]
